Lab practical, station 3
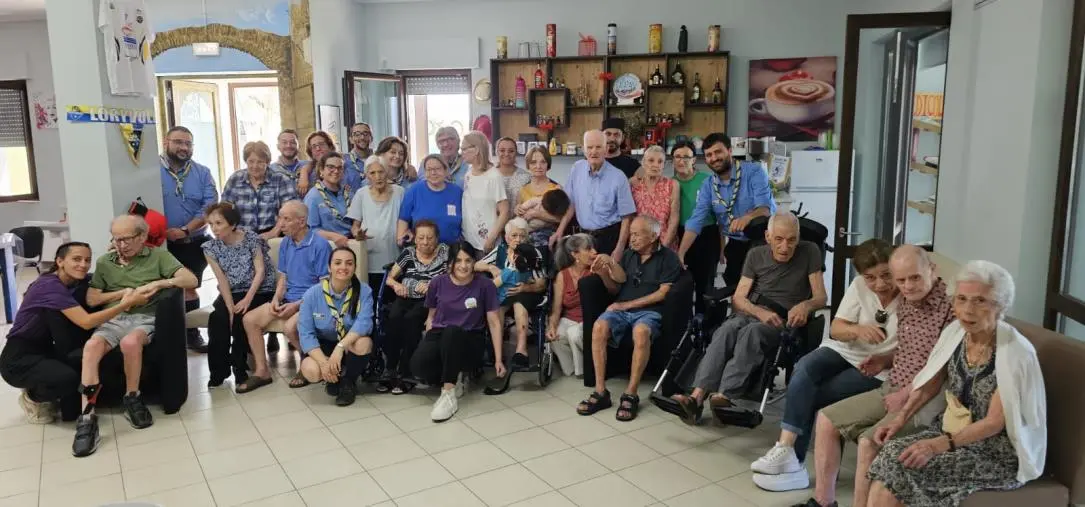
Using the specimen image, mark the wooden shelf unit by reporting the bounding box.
[913,117,942,133]
[909,161,938,175]
[490,51,729,147]
[907,200,937,215]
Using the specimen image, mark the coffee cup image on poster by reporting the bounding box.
[747,56,837,142]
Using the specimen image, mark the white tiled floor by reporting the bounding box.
[0,269,860,507]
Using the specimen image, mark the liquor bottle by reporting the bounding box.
[691,73,702,104]
[534,63,544,89]
[711,77,723,104]
[651,65,664,86]
[671,63,685,86]
[548,76,555,88]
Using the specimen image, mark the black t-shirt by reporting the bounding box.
[615,246,682,313]
[607,154,640,179]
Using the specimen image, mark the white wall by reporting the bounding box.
[0,20,65,234]
[936,0,1072,322]
[310,0,366,145]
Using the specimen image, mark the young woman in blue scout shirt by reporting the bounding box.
[297,247,375,406]
[304,152,354,248]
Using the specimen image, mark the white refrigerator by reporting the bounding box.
[783,150,848,302]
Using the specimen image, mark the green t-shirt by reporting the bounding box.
[90,247,184,314]
[676,170,713,227]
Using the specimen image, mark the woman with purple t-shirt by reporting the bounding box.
[411,241,507,422]
[0,242,147,424]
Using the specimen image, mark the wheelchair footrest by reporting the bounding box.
[712,405,764,429]
[649,392,687,418]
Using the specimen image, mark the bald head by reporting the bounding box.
[765,212,800,262]
[767,212,799,234]
[278,200,309,237]
[890,244,937,301]
[111,215,148,258]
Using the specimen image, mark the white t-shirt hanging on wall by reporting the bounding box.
[98,0,156,97]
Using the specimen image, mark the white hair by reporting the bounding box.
[583,129,604,145]
[767,211,799,233]
[636,215,662,237]
[505,217,529,234]
[948,260,1015,317]
[365,154,384,169]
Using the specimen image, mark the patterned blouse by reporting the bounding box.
[202,229,277,294]
[500,167,532,209]
[631,177,678,249]
[393,244,450,299]
[889,277,955,388]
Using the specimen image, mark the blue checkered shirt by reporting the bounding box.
[221,169,299,232]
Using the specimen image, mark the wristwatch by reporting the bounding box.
[180,226,189,236]
[944,431,956,451]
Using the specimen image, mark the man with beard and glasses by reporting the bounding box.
[677,132,776,287]
[602,118,641,179]
[343,122,373,190]
[270,129,304,182]
[159,126,219,353]
[435,126,469,188]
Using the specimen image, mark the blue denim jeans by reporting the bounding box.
[782,347,882,462]
[599,309,662,347]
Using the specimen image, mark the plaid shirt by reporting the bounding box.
[221,169,299,232]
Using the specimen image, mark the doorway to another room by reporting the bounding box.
[157,73,283,189]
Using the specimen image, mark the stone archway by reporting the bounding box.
[150,1,314,134]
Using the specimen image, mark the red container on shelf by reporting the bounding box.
[546,24,557,57]
[578,34,597,56]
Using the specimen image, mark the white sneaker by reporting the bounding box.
[752,470,810,492]
[455,372,468,398]
[751,442,803,475]
[431,389,458,422]
[19,391,54,425]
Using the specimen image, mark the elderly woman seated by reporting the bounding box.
[477,217,548,371]
[865,260,1046,507]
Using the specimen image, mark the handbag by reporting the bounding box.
[942,391,972,434]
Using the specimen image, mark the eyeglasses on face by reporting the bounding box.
[112,234,142,245]
[323,164,345,172]
[310,142,330,150]
[169,139,193,148]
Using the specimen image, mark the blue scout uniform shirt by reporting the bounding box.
[278,229,333,302]
[271,159,305,181]
[297,279,374,354]
[684,160,777,241]
[344,151,368,190]
[160,158,219,231]
[304,183,354,237]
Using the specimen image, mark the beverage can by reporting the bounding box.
[648,24,662,54]
[496,36,508,59]
[607,23,617,55]
[708,25,721,52]
[546,24,557,57]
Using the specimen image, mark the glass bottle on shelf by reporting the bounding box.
[690,73,702,104]
[711,77,723,104]
[671,63,685,85]
[651,65,664,86]
[515,75,526,108]
[534,63,544,89]
[548,76,555,88]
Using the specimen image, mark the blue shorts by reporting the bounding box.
[599,309,662,348]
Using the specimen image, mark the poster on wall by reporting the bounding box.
[317,104,342,148]
[31,92,57,129]
[748,56,837,142]
[914,92,944,119]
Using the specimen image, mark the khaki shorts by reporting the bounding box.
[821,383,918,443]
[94,313,156,348]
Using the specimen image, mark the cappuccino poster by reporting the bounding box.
[748,56,837,142]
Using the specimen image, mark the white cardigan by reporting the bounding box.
[911,320,1047,483]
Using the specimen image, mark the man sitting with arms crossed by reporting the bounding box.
[669,212,826,423]
[575,215,681,422]
[74,215,199,457]
[790,245,953,507]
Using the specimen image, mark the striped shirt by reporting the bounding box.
[393,244,450,299]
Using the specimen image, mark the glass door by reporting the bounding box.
[163,79,226,187]
[343,71,405,146]
[833,12,950,309]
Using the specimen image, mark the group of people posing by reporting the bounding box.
[0,118,1048,507]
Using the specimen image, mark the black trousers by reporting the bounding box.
[679,224,721,312]
[723,237,752,288]
[167,234,210,288]
[583,222,622,256]
[207,292,274,381]
[0,338,81,421]
[410,326,485,386]
[385,296,427,376]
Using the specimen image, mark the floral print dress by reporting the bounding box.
[631,177,677,250]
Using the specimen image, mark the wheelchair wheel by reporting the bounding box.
[537,343,554,387]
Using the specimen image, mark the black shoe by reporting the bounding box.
[186,329,209,353]
[122,392,154,429]
[335,381,357,406]
[266,335,280,353]
[72,414,100,457]
[511,352,530,371]
[207,375,227,388]
[325,382,340,396]
[792,500,837,507]
[233,369,249,387]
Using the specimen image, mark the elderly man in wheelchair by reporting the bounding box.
[668,212,827,425]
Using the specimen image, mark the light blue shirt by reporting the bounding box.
[344,151,367,191]
[684,160,777,240]
[304,184,353,236]
[448,159,469,189]
[297,280,374,354]
[278,229,332,302]
[160,159,219,230]
[565,159,637,231]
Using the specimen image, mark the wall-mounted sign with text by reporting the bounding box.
[914,93,944,120]
[65,105,156,125]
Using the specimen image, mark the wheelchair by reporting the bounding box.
[484,248,557,395]
[649,211,832,428]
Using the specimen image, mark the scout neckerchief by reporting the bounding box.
[162,157,193,198]
[321,277,355,340]
[315,182,351,223]
[446,155,464,183]
[348,151,368,184]
[277,159,302,181]
[713,160,743,227]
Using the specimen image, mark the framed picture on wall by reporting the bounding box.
[317,104,342,147]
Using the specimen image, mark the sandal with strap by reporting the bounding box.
[576,390,612,416]
[616,393,640,422]
[235,375,272,394]
[288,372,311,389]
[670,394,703,426]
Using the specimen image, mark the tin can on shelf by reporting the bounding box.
[546,24,557,57]
[496,36,508,59]
[607,23,617,55]
[708,25,721,52]
[648,24,662,53]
